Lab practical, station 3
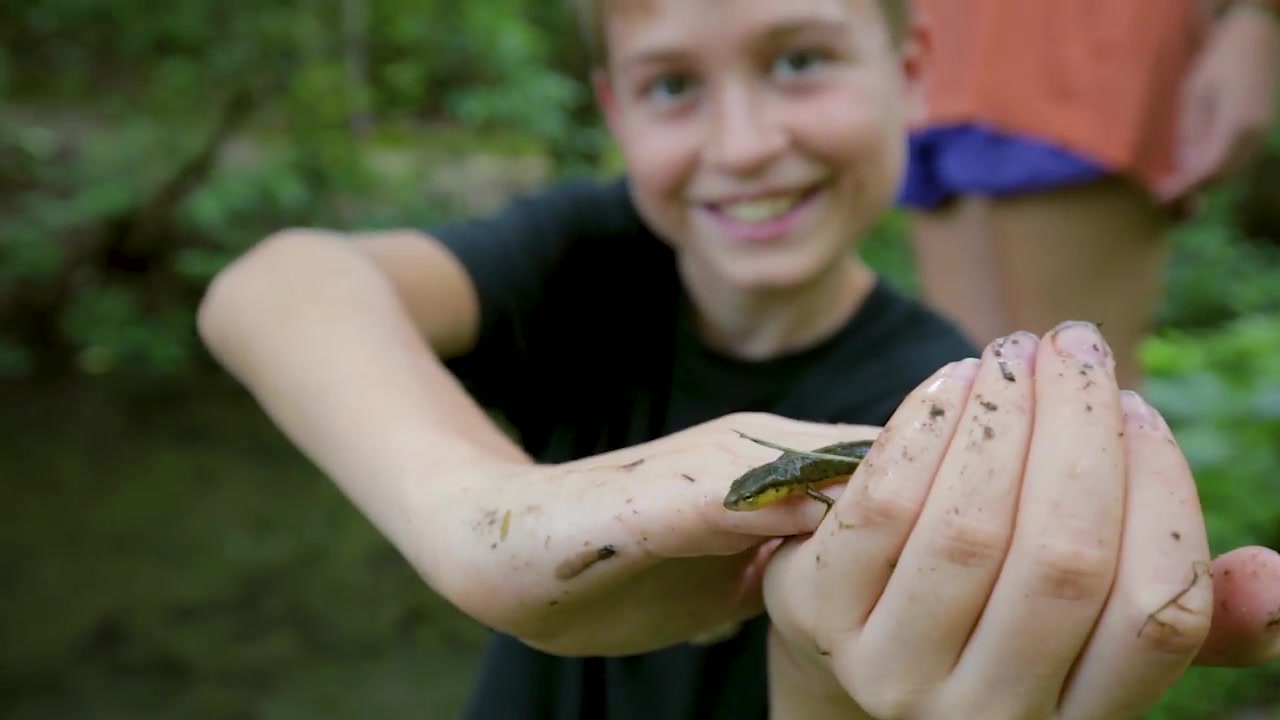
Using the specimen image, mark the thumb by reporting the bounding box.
[1193,545,1280,667]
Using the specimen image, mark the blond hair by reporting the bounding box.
[570,0,912,67]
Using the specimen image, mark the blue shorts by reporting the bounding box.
[897,124,1109,210]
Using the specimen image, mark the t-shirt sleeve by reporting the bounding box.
[424,175,642,440]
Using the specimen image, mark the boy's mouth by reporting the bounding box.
[700,185,824,243]
[711,187,817,224]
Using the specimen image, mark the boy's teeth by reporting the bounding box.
[720,193,802,223]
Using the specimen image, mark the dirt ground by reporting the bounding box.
[0,375,491,719]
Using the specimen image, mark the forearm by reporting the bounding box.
[197,229,530,585]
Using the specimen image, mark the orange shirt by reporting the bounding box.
[913,0,1212,192]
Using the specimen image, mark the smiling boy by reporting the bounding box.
[199,0,976,716]
[584,0,918,356]
[192,1,1275,719]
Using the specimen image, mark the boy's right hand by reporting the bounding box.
[198,227,870,659]
[440,412,877,657]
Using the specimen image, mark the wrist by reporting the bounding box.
[429,457,672,654]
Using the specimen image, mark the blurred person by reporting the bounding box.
[901,0,1280,389]
[197,1,1280,718]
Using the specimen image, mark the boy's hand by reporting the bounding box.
[442,412,876,657]
[1159,3,1279,204]
[762,324,1280,719]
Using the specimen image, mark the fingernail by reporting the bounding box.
[991,331,1038,364]
[1050,320,1113,368]
[1122,391,1176,437]
[948,357,981,382]
[1120,390,1158,425]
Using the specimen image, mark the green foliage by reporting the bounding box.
[2,0,606,377]
[443,2,581,135]
[62,285,195,376]
[1143,313,1280,552]
[1137,314,1280,719]
[860,209,921,296]
[1158,192,1280,332]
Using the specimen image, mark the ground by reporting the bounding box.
[0,375,491,719]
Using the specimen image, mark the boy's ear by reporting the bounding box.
[899,14,933,128]
[592,68,622,135]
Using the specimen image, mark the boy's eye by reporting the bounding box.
[773,50,825,78]
[646,74,695,102]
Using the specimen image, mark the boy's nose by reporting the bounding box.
[704,89,788,174]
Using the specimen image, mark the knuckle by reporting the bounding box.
[1136,585,1214,657]
[1028,541,1115,602]
[1138,604,1213,657]
[929,512,1009,569]
[859,480,922,528]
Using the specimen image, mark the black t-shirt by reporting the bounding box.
[429,175,977,720]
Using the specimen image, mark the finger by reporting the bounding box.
[1174,119,1236,199]
[761,358,978,676]
[1158,83,1220,203]
[1156,171,1198,206]
[811,359,979,661]
[1158,153,1220,204]
[1176,75,1209,169]
[615,417,876,559]
[854,332,1038,694]
[701,420,881,541]
[1059,391,1214,720]
[1216,124,1268,181]
[1195,545,1280,667]
[1188,124,1255,192]
[944,321,1126,717]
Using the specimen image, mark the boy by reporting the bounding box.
[198,1,1280,718]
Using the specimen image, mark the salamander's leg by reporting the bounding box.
[805,487,835,522]
[733,430,856,463]
[805,486,835,508]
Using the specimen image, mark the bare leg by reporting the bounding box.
[907,196,1008,350]
[985,178,1170,390]
[908,178,1169,390]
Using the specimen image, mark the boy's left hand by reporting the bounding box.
[762,325,1280,720]
[1159,3,1279,205]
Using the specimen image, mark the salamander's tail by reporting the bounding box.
[731,430,859,463]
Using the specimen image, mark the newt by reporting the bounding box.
[723,430,874,512]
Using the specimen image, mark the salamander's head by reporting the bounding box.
[722,484,791,512]
[723,489,757,511]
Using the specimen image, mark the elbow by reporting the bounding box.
[196,228,340,359]
[195,257,242,360]
[195,258,243,356]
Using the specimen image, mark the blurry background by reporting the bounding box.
[2,1,1279,718]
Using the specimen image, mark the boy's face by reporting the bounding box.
[595,0,925,293]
